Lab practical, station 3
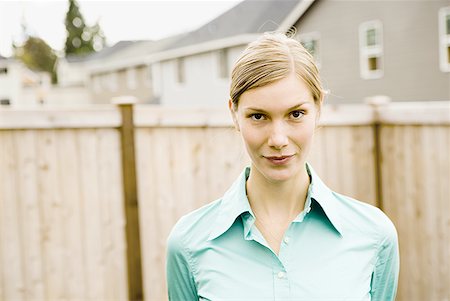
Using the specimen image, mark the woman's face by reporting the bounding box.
[230,72,319,183]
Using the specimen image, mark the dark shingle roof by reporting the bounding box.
[166,0,300,51]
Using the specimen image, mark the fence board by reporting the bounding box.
[97,128,128,301]
[15,130,45,300]
[56,130,85,299]
[1,131,25,300]
[78,130,105,300]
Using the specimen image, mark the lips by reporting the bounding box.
[264,155,294,165]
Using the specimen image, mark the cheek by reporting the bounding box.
[240,127,261,149]
[292,122,317,145]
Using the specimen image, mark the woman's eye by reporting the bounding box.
[290,110,304,119]
[250,113,265,120]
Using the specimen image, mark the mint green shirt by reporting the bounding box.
[166,163,399,301]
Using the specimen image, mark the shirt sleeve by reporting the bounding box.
[166,226,198,301]
[370,221,400,301]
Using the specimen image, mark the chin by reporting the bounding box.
[260,167,298,183]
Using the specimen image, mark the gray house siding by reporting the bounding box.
[294,0,450,103]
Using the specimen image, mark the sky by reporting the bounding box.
[0,0,242,57]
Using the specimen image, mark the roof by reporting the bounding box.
[166,0,301,51]
[65,40,139,63]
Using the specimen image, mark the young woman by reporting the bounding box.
[166,32,399,301]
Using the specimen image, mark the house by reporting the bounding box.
[0,55,51,107]
[86,36,183,104]
[151,0,449,105]
[291,0,450,103]
[56,0,449,106]
[149,0,304,106]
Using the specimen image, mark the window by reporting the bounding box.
[218,48,229,78]
[298,32,321,67]
[359,20,383,79]
[439,6,450,72]
[0,99,10,105]
[126,68,137,90]
[176,57,185,84]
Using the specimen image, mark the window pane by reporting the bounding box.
[447,14,450,35]
[366,28,377,46]
[301,40,316,56]
[447,46,450,64]
[218,49,228,79]
[368,56,378,71]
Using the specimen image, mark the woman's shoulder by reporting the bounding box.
[167,198,223,249]
[331,191,397,242]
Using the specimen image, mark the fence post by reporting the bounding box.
[112,96,144,301]
[365,95,391,210]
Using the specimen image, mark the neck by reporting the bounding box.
[246,164,310,221]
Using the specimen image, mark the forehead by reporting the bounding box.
[239,73,315,111]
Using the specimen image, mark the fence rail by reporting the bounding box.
[0,101,449,301]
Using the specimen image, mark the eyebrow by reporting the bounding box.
[244,102,313,112]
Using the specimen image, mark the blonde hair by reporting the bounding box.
[230,32,324,109]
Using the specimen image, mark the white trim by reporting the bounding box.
[438,6,450,72]
[359,20,384,80]
[278,0,316,33]
[297,31,321,68]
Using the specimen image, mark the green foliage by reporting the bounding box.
[14,37,58,84]
[64,0,106,56]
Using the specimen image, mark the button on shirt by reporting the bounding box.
[166,163,399,301]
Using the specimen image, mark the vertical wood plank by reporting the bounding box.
[98,128,128,301]
[78,129,104,300]
[135,128,161,301]
[0,131,25,300]
[56,129,86,299]
[36,129,65,300]
[117,103,144,301]
[15,130,45,300]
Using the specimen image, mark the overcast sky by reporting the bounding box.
[0,0,242,57]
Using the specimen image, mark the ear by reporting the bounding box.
[228,99,240,132]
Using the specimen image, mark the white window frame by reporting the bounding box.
[439,6,450,72]
[359,20,384,79]
[297,32,321,68]
[126,68,137,90]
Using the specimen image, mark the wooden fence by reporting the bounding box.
[0,101,449,301]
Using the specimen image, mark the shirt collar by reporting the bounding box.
[305,162,344,236]
[207,167,252,241]
[207,163,344,241]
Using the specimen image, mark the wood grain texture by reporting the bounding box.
[0,103,448,301]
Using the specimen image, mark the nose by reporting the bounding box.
[268,121,289,149]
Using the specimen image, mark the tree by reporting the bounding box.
[64,0,106,56]
[14,37,58,84]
